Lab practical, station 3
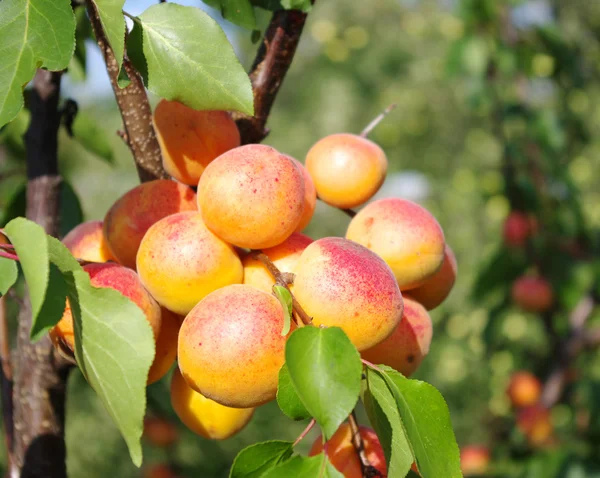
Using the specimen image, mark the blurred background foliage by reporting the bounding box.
[1,0,600,476]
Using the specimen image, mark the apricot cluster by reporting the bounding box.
[50,100,457,451]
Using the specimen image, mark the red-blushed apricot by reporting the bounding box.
[305,133,387,209]
[511,276,553,313]
[197,144,305,249]
[143,464,179,478]
[361,296,432,376]
[170,367,254,440]
[407,245,457,310]
[147,309,183,385]
[178,284,290,408]
[62,221,116,263]
[103,180,197,269]
[503,211,537,248]
[242,233,313,294]
[143,416,178,448]
[291,237,403,351]
[517,404,554,447]
[309,423,387,478]
[506,371,542,409]
[50,263,161,352]
[152,100,241,185]
[289,157,317,231]
[460,445,490,476]
[346,198,445,290]
[136,212,243,316]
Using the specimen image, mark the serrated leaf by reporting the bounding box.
[90,0,125,72]
[0,0,76,127]
[60,183,84,238]
[125,22,147,86]
[136,3,254,115]
[285,327,362,439]
[273,285,292,336]
[202,0,257,30]
[0,257,18,297]
[261,454,343,478]
[277,363,311,421]
[229,440,294,478]
[71,111,114,163]
[67,268,154,467]
[68,8,93,83]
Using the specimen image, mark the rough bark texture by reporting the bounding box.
[86,1,167,183]
[12,70,70,478]
[233,9,309,144]
[0,296,14,470]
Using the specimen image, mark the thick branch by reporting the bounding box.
[0,295,14,469]
[233,9,309,144]
[86,1,167,182]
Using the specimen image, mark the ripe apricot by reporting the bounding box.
[511,276,553,313]
[292,237,403,351]
[305,133,387,209]
[147,308,182,385]
[503,211,536,248]
[152,100,241,185]
[170,367,254,440]
[407,245,457,310]
[143,416,178,448]
[361,296,432,376]
[136,212,243,316]
[460,445,490,476]
[242,233,313,294]
[289,157,317,231]
[178,284,290,408]
[506,371,542,409]
[62,220,115,263]
[309,423,387,478]
[517,404,554,447]
[103,179,197,269]
[51,263,161,352]
[197,144,305,249]
[346,198,445,290]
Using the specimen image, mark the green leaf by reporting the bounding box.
[202,0,257,30]
[60,182,84,239]
[369,366,462,478]
[125,22,147,86]
[68,8,93,82]
[277,363,311,421]
[285,327,362,439]
[273,285,292,336]
[0,0,76,127]
[261,454,343,478]
[67,268,154,467]
[0,183,26,227]
[0,257,18,297]
[90,0,126,71]
[363,374,413,477]
[71,111,114,163]
[0,107,29,157]
[229,440,294,478]
[136,3,254,115]
[280,0,312,11]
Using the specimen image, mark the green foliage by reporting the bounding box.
[71,111,115,163]
[261,454,343,478]
[273,285,293,336]
[229,440,293,478]
[276,363,311,421]
[0,257,18,297]
[90,0,126,73]
[202,0,257,30]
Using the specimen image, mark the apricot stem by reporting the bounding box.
[252,251,313,326]
[360,104,397,139]
[0,250,18,262]
[293,418,316,447]
[348,411,382,478]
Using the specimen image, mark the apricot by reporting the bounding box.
[152,100,241,185]
[147,308,182,385]
[361,296,432,376]
[178,284,290,408]
[143,416,178,448]
[143,464,178,478]
[517,404,554,447]
[197,144,305,249]
[503,211,536,248]
[292,237,403,351]
[289,157,317,231]
[407,245,457,310]
[511,276,553,313]
[50,263,161,352]
[309,423,387,478]
[506,371,542,409]
[305,133,387,209]
[242,233,313,294]
[346,198,445,290]
[136,212,243,316]
[103,179,197,269]
[62,221,115,263]
[460,445,490,476]
[170,367,254,440]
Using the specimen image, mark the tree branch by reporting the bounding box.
[348,411,382,478]
[233,9,310,144]
[86,1,167,183]
[0,295,14,470]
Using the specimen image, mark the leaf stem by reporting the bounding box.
[361,359,384,374]
[0,250,18,262]
[293,418,316,447]
[360,104,397,138]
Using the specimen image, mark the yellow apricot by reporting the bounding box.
[147,308,182,385]
[197,144,305,249]
[289,157,317,231]
[152,100,241,185]
[136,212,243,316]
[170,367,254,440]
[178,284,290,408]
[305,133,387,209]
[292,237,403,351]
[103,179,197,269]
[407,245,457,310]
[346,198,445,290]
[62,220,115,263]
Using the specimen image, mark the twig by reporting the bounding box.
[233,9,310,144]
[360,104,397,138]
[0,295,14,469]
[0,250,18,261]
[86,0,167,183]
[348,411,382,478]
[293,418,316,447]
[252,251,313,326]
